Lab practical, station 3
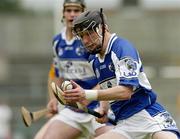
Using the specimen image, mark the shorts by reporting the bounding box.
[110,110,180,139]
[50,107,106,139]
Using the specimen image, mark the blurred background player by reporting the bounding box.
[34,0,113,139]
[0,100,12,139]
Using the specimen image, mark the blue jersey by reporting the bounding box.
[52,27,98,109]
[90,34,165,121]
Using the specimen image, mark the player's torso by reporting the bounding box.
[91,35,157,121]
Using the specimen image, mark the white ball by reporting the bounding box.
[61,80,73,91]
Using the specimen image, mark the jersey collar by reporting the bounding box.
[96,33,117,62]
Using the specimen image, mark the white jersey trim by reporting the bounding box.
[97,33,117,63]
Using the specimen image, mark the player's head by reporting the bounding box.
[72,9,108,54]
[62,0,86,27]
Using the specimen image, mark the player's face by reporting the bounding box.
[63,6,82,28]
[77,29,102,54]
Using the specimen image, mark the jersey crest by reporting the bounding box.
[118,57,139,78]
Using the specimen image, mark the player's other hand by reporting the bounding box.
[46,98,58,118]
[95,108,108,124]
[63,80,86,103]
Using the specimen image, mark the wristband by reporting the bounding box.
[84,90,98,101]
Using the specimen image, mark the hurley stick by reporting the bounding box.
[21,106,48,127]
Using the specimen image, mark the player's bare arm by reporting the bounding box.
[47,71,64,116]
[63,80,133,102]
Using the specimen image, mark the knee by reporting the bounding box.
[152,131,178,139]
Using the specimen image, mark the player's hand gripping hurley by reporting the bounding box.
[51,82,116,125]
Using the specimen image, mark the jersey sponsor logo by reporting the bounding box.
[65,61,73,68]
[118,57,139,78]
[58,60,95,79]
[65,46,73,51]
[65,67,87,75]
[100,64,106,70]
[64,61,87,75]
